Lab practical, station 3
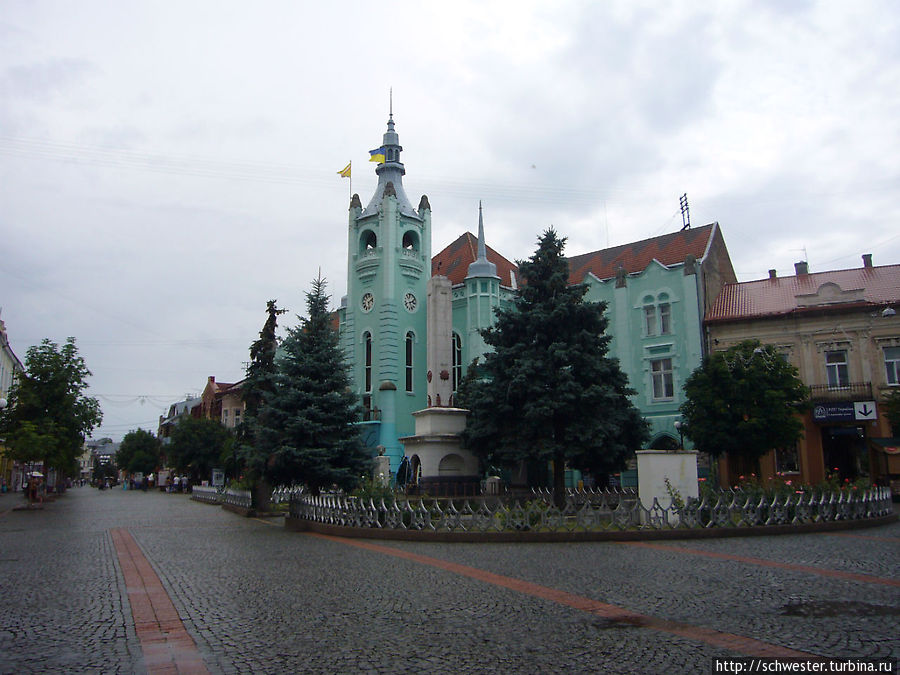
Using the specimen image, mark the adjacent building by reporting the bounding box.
[706,256,900,490]
[0,316,24,491]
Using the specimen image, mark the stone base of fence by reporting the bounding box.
[284,512,897,542]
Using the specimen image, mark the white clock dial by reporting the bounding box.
[361,292,374,312]
[404,292,417,312]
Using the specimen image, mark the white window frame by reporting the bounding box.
[825,349,849,389]
[651,358,674,400]
[885,346,900,386]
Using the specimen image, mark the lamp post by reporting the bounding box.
[674,420,684,450]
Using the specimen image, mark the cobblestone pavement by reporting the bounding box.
[0,487,897,674]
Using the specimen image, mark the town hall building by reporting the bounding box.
[338,115,737,487]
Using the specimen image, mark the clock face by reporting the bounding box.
[403,292,417,312]
[361,292,374,312]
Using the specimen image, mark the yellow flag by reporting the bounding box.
[337,162,351,178]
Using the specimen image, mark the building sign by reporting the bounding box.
[813,402,855,422]
[813,401,878,423]
[854,401,877,421]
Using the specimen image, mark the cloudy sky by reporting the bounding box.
[2,1,899,441]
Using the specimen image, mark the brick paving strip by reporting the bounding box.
[624,541,900,587]
[309,533,816,659]
[110,528,210,675]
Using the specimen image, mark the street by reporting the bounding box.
[0,486,897,674]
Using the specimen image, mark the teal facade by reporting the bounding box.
[339,116,430,472]
[581,260,703,450]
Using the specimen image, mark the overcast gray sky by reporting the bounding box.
[2,1,899,441]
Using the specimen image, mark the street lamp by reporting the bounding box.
[674,420,684,450]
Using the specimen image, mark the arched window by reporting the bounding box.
[402,230,419,252]
[405,331,415,392]
[643,293,672,336]
[360,230,377,254]
[452,333,462,393]
[363,332,373,416]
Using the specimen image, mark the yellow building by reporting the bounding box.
[1,317,25,492]
[705,255,900,491]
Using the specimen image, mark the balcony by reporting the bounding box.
[808,382,872,402]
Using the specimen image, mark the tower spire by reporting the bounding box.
[466,201,498,279]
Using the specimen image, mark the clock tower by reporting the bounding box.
[340,115,431,472]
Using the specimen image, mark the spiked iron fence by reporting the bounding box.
[288,486,893,533]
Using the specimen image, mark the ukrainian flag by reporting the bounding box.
[337,162,351,178]
[369,146,385,163]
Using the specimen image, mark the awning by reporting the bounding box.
[869,437,900,455]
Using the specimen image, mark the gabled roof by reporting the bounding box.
[706,263,900,323]
[567,223,718,284]
[432,232,519,287]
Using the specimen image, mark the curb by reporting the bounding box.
[283,512,898,542]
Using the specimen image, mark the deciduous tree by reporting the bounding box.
[116,428,161,476]
[680,340,809,465]
[0,338,102,484]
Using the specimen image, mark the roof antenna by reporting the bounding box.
[679,193,691,230]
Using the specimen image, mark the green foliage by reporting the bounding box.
[459,228,648,504]
[0,338,102,479]
[680,340,809,463]
[237,299,286,484]
[883,389,900,437]
[248,276,371,494]
[350,475,396,503]
[116,428,161,475]
[92,456,117,481]
[167,416,232,483]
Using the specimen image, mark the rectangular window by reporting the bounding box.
[825,350,849,389]
[405,332,414,393]
[659,303,671,335]
[651,358,674,400]
[644,305,657,336]
[775,445,799,474]
[885,346,900,385]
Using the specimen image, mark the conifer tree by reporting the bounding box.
[252,276,370,493]
[460,229,647,506]
[238,299,285,481]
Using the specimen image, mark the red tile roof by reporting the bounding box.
[566,223,718,284]
[432,224,721,288]
[431,232,519,287]
[706,264,900,323]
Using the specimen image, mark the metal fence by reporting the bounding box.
[288,486,894,533]
[190,486,252,510]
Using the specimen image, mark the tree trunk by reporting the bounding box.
[553,451,566,509]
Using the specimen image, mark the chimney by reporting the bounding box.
[794,261,808,276]
[862,253,873,268]
[768,269,777,280]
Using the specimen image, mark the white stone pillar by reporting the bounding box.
[426,276,453,407]
[636,449,699,513]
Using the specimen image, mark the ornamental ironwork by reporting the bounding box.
[287,486,893,534]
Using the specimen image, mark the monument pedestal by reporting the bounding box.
[636,449,698,525]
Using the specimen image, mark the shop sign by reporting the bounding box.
[854,401,877,420]
[813,402,855,422]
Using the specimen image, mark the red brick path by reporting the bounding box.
[110,528,209,674]
[310,533,818,659]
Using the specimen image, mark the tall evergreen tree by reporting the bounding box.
[252,276,370,494]
[0,338,102,483]
[460,229,648,506]
[238,299,286,481]
[680,339,808,466]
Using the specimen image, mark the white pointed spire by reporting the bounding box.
[466,201,498,279]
